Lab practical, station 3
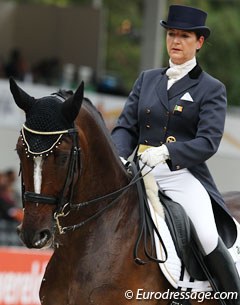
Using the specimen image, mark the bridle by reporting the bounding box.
[20,123,145,232]
[19,124,168,264]
[20,124,81,213]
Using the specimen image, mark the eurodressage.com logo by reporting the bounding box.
[124,289,238,303]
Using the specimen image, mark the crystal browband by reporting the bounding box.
[21,124,77,157]
[22,124,73,135]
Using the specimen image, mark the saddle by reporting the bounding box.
[158,191,238,281]
[126,160,239,289]
[159,191,205,281]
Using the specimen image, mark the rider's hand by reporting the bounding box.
[140,145,169,168]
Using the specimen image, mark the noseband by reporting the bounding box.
[20,124,81,212]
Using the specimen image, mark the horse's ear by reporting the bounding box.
[62,81,84,123]
[9,77,35,113]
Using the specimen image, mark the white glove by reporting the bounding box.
[140,145,169,168]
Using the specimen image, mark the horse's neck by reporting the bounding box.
[76,148,128,203]
[59,185,139,262]
[76,109,129,199]
[58,151,138,259]
[54,106,141,278]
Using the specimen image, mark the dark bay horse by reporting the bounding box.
[10,78,239,305]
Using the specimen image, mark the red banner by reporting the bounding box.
[0,247,52,305]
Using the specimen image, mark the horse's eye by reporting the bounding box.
[55,152,69,166]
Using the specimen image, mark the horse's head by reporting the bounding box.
[10,78,84,248]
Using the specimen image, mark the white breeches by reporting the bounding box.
[147,162,219,255]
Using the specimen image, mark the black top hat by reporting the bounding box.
[160,5,210,39]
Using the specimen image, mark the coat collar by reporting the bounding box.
[189,64,202,79]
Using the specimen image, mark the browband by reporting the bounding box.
[21,124,78,156]
[22,124,77,135]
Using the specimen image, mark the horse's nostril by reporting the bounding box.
[32,229,52,248]
[40,229,51,240]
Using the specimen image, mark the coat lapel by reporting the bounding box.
[154,70,169,110]
[154,64,202,110]
[168,75,199,100]
[168,64,203,100]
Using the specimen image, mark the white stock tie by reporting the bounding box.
[166,57,197,89]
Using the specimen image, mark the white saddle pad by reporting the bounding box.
[148,200,240,292]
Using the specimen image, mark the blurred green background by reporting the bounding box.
[2,0,240,106]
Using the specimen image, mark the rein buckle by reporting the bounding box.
[54,203,70,234]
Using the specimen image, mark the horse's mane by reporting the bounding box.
[82,97,121,157]
[82,97,105,126]
[82,98,113,140]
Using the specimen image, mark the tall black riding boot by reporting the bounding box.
[205,238,240,305]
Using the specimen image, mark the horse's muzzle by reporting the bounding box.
[18,224,53,249]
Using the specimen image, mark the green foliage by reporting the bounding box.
[199,6,240,106]
[12,0,90,5]
[103,0,142,91]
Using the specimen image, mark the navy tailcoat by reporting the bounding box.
[112,64,235,237]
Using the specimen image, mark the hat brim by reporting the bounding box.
[160,20,210,39]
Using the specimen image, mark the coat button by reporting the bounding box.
[163,126,167,131]
[166,136,176,143]
[146,109,151,114]
[144,139,148,144]
[146,124,150,129]
[176,165,180,170]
